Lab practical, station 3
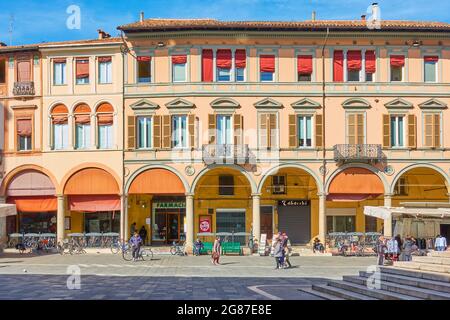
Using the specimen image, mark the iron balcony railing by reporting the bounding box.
[13,81,35,96]
[333,144,382,163]
[202,144,250,165]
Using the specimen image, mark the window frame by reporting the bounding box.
[0,58,6,84]
[75,58,90,85]
[171,114,189,149]
[258,52,277,83]
[218,175,234,196]
[424,58,438,83]
[296,114,314,148]
[53,61,67,86]
[421,111,442,149]
[172,62,187,83]
[53,122,69,150]
[136,116,153,150]
[345,111,367,145]
[136,56,152,84]
[388,51,407,83]
[216,114,234,146]
[98,57,113,84]
[389,114,406,148]
[75,122,91,150]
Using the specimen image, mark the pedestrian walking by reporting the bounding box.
[129,232,143,262]
[386,237,399,262]
[194,238,204,256]
[435,234,448,251]
[376,235,387,266]
[281,232,292,268]
[402,235,415,261]
[139,225,147,246]
[394,234,403,260]
[212,237,221,265]
[273,238,284,269]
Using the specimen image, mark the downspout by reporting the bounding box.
[120,31,128,241]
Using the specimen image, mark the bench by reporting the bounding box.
[222,242,242,255]
[199,242,213,255]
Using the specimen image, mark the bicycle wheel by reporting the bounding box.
[170,246,177,255]
[141,249,153,261]
[122,248,133,261]
[110,243,120,255]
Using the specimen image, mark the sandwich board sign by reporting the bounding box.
[258,233,267,255]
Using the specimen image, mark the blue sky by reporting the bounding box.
[1,0,450,45]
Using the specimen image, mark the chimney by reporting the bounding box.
[312,11,316,21]
[140,11,145,23]
[97,29,111,40]
[361,15,366,21]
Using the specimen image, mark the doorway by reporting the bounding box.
[441,224,450,245]
[260,206,273,240]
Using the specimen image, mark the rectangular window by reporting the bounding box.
[137,56,151,83]
[172,115,188,148]
[217,68,231,82]
[297,55,313,82]
[394,177,408,196]
[260,55,275,82]
[235,49,246,82]
[390,116,405,147]
[53,60,67,85]
[390,55,405,82]
[326,216,356,233]
[75,123,91,149]
[424,113,441,148]
[297,115,312,147]
[17,60,31,82]
[365,50,376,82]
[0,59,5,84]
[137,116,152,149]
[202,49,214,82]
[172,63,187,82]
[98,124,113,149]
[53,123,69,150]
[75,58,89,85]
[365,216,378,233]
[98,57,112,84]
[424,56,438,83]
[17,118,32,151]
[333,50,344,82]
[219,175,234,196]
[347,113,365,145]
[217,49,232,82]
[216,211,246,245]
[347,50,362,82]
[216,115,233,145]
[272,175,286,194]
[235,67,245,82]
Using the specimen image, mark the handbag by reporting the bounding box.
[212,252,219,259]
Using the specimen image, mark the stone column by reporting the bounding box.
[384,194,393,237]
[57,195,65,243]
[252,193,261,243]
[120,195,126,241]
[318,193,327,243]
[185,193,194,253]
[124,196,129,241]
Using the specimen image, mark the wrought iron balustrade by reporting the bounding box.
[13,81,35,96]
[333,144,382,163]
[202,144,250,165]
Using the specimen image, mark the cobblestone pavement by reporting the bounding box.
[0,253,377,300]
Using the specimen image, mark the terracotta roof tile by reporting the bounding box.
[0,37,123,52]
[118,18,450,32]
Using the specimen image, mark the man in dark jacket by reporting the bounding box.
[129,232,143,262]
[139,226,147,245]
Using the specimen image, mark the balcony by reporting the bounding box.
[13,82,35,96]
[333,144,383,164]
[202,144,250,165]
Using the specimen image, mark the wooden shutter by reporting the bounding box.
[434,114,441,148]
[356,113,364,144]
[162,115,171,149]
[315,114,323,149]
[234,114,243,145]
[407,115,417,149]
[208,114,216,144]
[347,114,356,145]
[289,114,297,148]
[382,114,391,148]
[424,114,433,147]
[188,114,195,148]
[259,113,268,149]
[127,116,136,150]
[153,115,161,149]
[269,113,277,149]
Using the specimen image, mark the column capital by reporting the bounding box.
[384,193,394,198]
[317,192,328,197]
[251,193,262,198]
[56,194,65,199]
[185,192,195,198]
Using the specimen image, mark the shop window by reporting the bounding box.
[137,116,152,149]
[137,56,151,83]
[98,56,112,84]
[326,216,356,233]
[365,216,378,233]
[18,212,57,234]
[272,175,286,194]
[219,175,234,196]
[216,211,246,245]
[84,211,120,233]
[0,59,5,84]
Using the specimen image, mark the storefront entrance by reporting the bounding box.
[152,199,186,244]
[278,200,311,245]
[440,224,450,245]
[18,212,57,234]
[216,210,246,245]
[260,206,273,240]
[84,211,120,233]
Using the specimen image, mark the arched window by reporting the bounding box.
[96,103,114,149]
[51,104,69,150]
[74,103,91,149]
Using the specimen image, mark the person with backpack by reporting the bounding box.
[273,238,284,269]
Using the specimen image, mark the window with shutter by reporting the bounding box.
[288,114,297,148]
[347,113,365,145]
[259,114,268,149]
[423,113,441,148]
[153,115,161,149]
[382,114,391,148]
[434,114,441,148]
[208,114,216,144]
[315,114,323,148]
[188,114,195,148]
[408,115,417,149]
[234,114,243,146]
[162,115,171,149]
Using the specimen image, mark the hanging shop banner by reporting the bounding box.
[278,199,310,207]
[154,202,186,209]
[199,216,212,233]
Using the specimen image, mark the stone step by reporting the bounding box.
[394,261,450,274]
[428,251,450,258]
[380,266,450,283]
[297,286,345,300]
[326,280,419,300]
[312,284,377,300]
[359,270,450,293]
[343,276,450,300]
[413,256,450,266]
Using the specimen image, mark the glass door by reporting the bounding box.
[167,213,180,243]
[217,115,233,157]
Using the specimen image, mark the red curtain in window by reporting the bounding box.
[347,50,362,71]
[390,55,405,67]
[76,59,89,79]
[365,51,376,74]
[97,114,113,125]
[333,50,344,82]
[17,60,31,82]
[98,56,112,63]
[260,55,275,73]
[235,50,246,68]
[137,56,151,62]
[297,55,313,75]
[75,115,91,124]
[424,56,439,63]
[53,58,66,64]
[216,49,232,69]
[202,49,213,82]
[172,55,187,64]
[17,119,32,136]
[52,115,68,124]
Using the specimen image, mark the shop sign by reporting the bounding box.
[154,202,186,209]
[199,216,212,233]
[278,200,310,207]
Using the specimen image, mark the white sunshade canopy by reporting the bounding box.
[364,205,450,220]
[0,204,17,218]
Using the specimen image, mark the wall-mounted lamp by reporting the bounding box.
[412,40,422,48]
[157,42,166,48]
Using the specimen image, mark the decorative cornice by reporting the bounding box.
[254,97,283,109]
[384,98,414,109]
[130,98,160,111]
[418,98,448,110]
[165,98,195,109]
[342,98,371,109]
[210,98,240,109]
[291,98,321,109]
[10,105,38,110]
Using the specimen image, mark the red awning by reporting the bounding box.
[202,49,213,82]
[390,55,405,67]
[235,49,246,68]
[68,195,120,212]
[137,56,151,62]
[365,51,376,74]
[216,49,232,69]
[297,55,313,75]
[172,55,187,65]
[333,50,344,82]
[347,50,362,71]
[7,196,57,212]
[260,55,275,73]
[424,56,439,63]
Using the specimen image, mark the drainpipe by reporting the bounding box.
[120,31,128,242]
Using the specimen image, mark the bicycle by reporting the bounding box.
[170,241,186,256]
[111,240,129,254]
[122,245,153,261]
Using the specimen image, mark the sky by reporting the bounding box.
[0,0,450,46]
